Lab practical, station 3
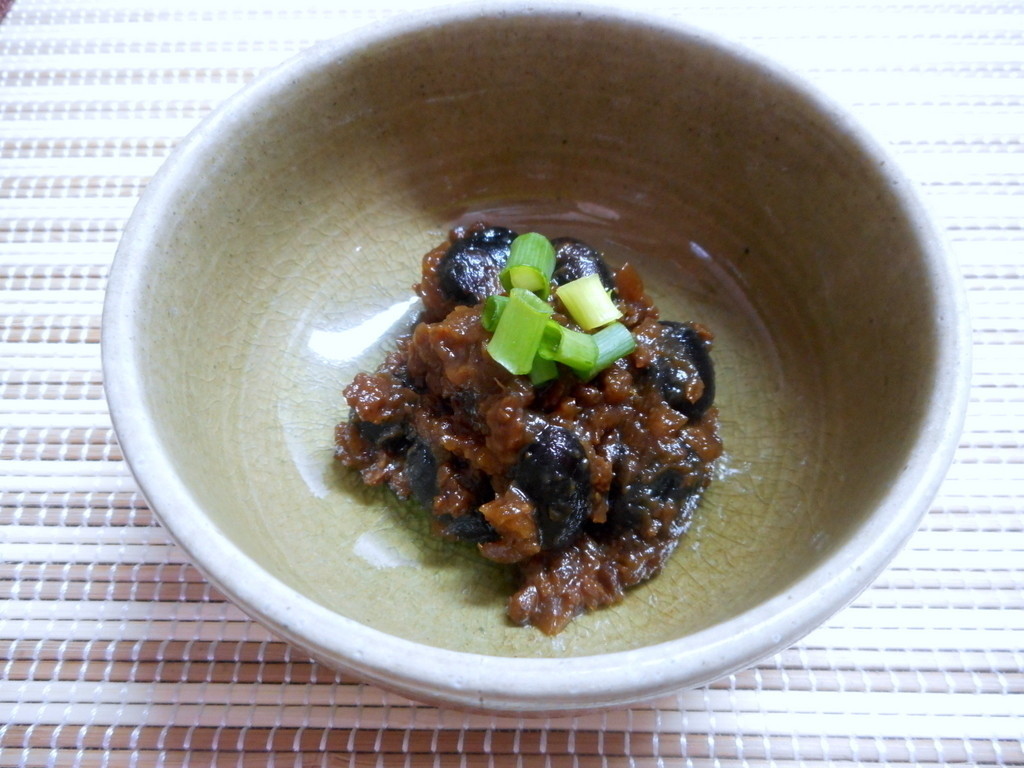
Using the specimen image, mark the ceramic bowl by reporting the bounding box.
[102,4,969,714]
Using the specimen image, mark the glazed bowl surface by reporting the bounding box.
[102,3,969,713]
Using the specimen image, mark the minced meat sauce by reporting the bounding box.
[334,223,722,634]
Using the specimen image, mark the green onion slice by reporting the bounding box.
[485,287,553,375]
[529,356,559,386]
[480,294,509,331]
[514,285,555,315]
[538,321,598,373]
[499,233,557,298]
[555,273,622,330]
[579,321,637,380]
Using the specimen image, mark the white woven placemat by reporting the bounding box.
[1,0,1022,764]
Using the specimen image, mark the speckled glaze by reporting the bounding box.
[102,4,969,714]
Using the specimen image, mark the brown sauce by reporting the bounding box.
[335,223,722,634]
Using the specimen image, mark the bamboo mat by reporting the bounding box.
[1,0,1022,765]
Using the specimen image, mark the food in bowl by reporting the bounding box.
[335,224,722,633]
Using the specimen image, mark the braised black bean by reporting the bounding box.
[405,438,438,508]
[461,225,518,249]
[355,416,408,452]
[437,226,517,306]
[609,464,702,534]
[648,321,715,420]
[436,511,499,544]
[512,423,591,550]
[550,237,616,291]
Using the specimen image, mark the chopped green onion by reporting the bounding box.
[502,265,548,295]
[529,355,559,386]
[479,233,633,382]
[499,233,556,298]
[579,321,637,379]
[485,287,553,375]
[538,320,598,373]
[481,294,509,331]
[555,273,622,330]
[515,285,555,315]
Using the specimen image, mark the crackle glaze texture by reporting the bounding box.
[104,6,967,712]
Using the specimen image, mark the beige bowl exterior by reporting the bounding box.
[102,4,969,713]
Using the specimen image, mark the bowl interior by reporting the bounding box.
[115,12,944,659]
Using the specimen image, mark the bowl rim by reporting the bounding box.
[101,0,971,714]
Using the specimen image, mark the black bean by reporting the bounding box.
[608,465,702,533]
[449,389,484,431]
[355,417,408,453]
[437,226,517,306]
[512,423,591,550]
[648,320,715,420]
[550,237,616,291]
[436,511,499,544]
[461,225,518,249]
[405,438,438,508]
